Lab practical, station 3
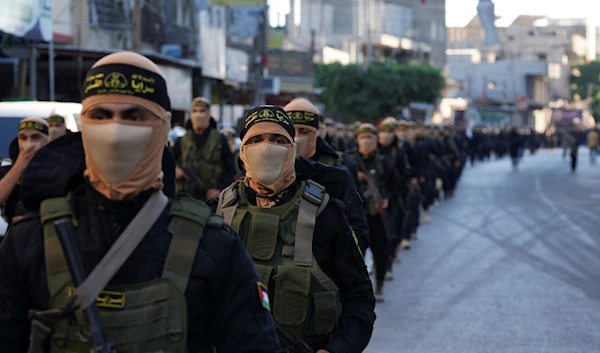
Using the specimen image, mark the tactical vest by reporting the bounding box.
[40,193,223,353]
[217,180,341,343]
[317,151,344,167]
[178,129,223,191]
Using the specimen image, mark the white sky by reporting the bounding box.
[267,0,600,28]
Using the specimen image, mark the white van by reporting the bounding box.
[0,101,82,159]
[0,101,82,236]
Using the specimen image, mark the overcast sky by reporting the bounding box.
[267,0,600,28]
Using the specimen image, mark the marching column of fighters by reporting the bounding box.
[0,51,478,353]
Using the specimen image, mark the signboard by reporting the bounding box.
[0,0,53,42]
[209,0,264,6]
[517,95,529,111]
[480,109,509,125]
[267,50,315,78]
[226,47,249,83]
[200,24,226,79]
[229,6,261,40]
[158,65,192,111]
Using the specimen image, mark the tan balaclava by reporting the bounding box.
[239,106,297,208]
[318,120,327,139]
[80,51,171,200]
[357,123,378,156]
[284,98,320,158]
[48,114,67,140]
[190,97,212,132]
[18,117,50,152]
[378,117,398,147]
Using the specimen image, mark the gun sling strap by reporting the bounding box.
[45,190,169,312]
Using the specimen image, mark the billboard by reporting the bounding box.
[0,0,53,42]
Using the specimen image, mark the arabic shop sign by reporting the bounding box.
[0,0,53,42]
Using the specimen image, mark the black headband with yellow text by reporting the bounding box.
[192,100,210,109]
[48,114,65,123]
[82,63,171,111]
[240,106,295,140]
[358,127,377,135]
[19,121,48,135]
[287,111,320,129]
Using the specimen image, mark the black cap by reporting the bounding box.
[240,106,295,140]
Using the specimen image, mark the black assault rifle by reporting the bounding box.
[53,219,118,353]
[276,323,314,353]
[355,154,393,240]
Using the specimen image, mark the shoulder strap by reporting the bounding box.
[216,181,241,225]
[41,196,76,297]
[293,180,329,267]
[180,131,195,165]
[73,191,169,310]
[163,192,216,293]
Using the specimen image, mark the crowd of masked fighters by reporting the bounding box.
[0,51,502,353]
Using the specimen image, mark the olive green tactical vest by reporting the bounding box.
[217,180,341,343]
[40,193,222,353]
[317,151,343,167]
[178,129,223,191]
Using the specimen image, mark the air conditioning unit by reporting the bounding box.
[259,77,281,95]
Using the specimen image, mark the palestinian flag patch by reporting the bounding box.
[257,282,271,312]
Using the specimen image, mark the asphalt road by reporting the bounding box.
[364,148,600,353]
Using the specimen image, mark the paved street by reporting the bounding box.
[365,149,600,353]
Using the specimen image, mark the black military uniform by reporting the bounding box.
[0,133,283,353]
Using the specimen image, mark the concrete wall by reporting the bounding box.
[448,56,548,103]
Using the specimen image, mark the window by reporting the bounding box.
[431,22,437,41]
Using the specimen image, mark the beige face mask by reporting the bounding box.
[49,126,67,141]
[244,142,288,185]
[191,111,210,130]
[82,117,168,200]
[358,135,377,155]
[379,131,395,146]
[295,135,309,157]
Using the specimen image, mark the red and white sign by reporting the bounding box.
[517,95,529,111]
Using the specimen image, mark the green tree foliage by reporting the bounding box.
[315,61,444,121]
[570,61,600,119]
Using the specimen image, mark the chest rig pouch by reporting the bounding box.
[178,129,223,191]
[217,180,341,342]
[40,193,220,353]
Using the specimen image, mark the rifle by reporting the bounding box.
[276,323,314,353]
[54,218,118,353]
[354,154,393,240]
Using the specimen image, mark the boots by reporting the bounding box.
[422,210,431,223]
[375,281,385,303]
[400,239,411,250]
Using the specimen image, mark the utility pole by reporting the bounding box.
[364,0,373,69]
[29,41,37,100]
[132,0,142,51]
[254,3,268,106]
[49,38,55,101]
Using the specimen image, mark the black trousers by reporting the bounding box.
[571,154,577,171]
[367,214,390,283]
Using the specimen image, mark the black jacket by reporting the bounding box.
[241,181,376,353]
[0,134,283,353]
[295,157,370,253]
[313,137,361,190]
